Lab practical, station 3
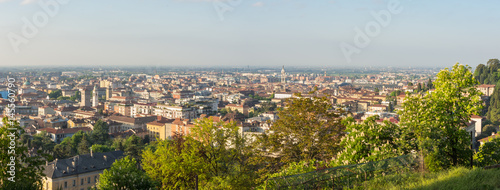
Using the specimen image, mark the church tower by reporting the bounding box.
[281,65,286,84]
[92,85,98,107]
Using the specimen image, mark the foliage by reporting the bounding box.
[90,144,114,153]
[255,93,346,173]
[142,118,256,189]
[474,59,500,84]
[0,117,45,189]
[142,133,205,189]
[77,134,90,155]
[189,118,255,189]
[335,116,407,166]
[124,135,144,161]
[473,138,500,167]
[90,120,110,145]
[399,63,482,172]
[487,84,500,123]
[355,167,500,190]
[97,156,157,190]
[48,90,62,99]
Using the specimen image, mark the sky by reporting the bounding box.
[1,0,499,68]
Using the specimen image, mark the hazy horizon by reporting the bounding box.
[1,0,499,68]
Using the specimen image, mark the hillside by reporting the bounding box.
[355,167,500,190]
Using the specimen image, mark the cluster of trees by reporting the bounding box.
[474,59,500,85]
[50,90,81,101]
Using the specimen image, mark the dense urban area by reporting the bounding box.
[1,60,500,189]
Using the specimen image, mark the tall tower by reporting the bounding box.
[92,85,98,107]
[281,65,286,84]
[80,88,91,107]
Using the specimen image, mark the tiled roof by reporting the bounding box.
[43,151,124,179]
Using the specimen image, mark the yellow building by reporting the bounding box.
[225,104,250,116]
[42,151,124,190]
[67,119,87,128]
[146,117,174,141]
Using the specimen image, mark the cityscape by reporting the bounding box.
[1,0,500,189]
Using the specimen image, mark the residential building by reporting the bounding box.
[42,151,124,190]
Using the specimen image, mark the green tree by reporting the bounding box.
[427,78,434,89]
[124,135,144,161]
[53,138,72,159]
[255,93,346,172]
[335,116,407,166]
[0,117,45,189]
[399,63,482,172]
[473,138,500,167]
[98,156,157,190]
[487,85,500,123]
[90,120,109,145]
[48,90,62,99]
[90,144,114,153]
[142,118,256,189]
[142,133,205,189]
[189,118,255,189]
[77,135,90,155]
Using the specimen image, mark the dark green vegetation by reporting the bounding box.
[474,59,500,85]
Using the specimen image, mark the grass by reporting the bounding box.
[353,167,500,190]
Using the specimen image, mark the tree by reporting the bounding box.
[142,118,256,189]
[77,135,90,155]
[255,93,346,172]
[142,133,205,189]
[427,78,433,89]
[53,138,72,159]
[124,135,144,161]
[189,118,255,189]
[90,120,109,145]
[90,144,114,153]
[399,63,482,172]
[48,90,62,99]
[0,117,45,189]
[98,156,157,190]
[335,116,407,166]
[487,85,500,123]
[374,87,379,93]
[473,138,500,167]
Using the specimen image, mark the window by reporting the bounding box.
[73,180,76,186]
[81,178,84,185]
[88,177,90,184]
[64,181,67,188]
[95,176,98,182]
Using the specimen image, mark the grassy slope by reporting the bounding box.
[354,167,500,190]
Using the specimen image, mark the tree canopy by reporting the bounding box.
[399,63,482,171]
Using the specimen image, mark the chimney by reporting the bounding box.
[67,166,69,172]
[90,147,93,158]
[103,155,107,162]
[46,160,48,166]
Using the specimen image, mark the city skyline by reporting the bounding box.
[1,0,499,68]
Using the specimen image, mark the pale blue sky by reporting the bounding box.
[1,0,499,68]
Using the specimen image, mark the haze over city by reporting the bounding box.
[1,0,499,68]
